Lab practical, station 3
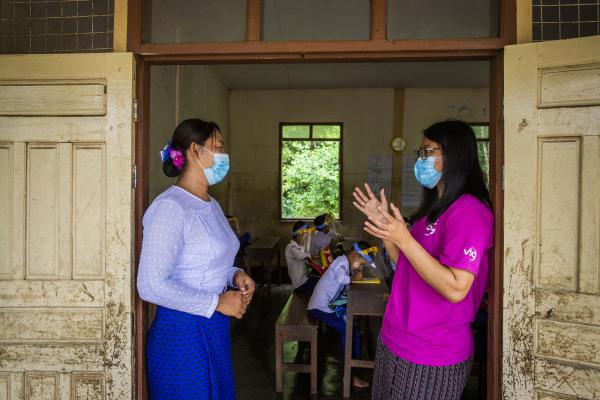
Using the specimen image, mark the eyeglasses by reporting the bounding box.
[414,147,442,160]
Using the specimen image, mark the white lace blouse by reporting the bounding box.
[137,186,241,317]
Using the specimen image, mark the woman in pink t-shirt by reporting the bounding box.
[353,120,493,400]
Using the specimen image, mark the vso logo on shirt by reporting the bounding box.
[464,247,478,262]
[424,222,438,236]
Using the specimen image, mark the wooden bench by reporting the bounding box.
[275,292,319,395]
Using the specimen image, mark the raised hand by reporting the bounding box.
[352,183,389,224]
[364,202,411,248]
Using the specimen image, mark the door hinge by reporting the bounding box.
[501,165,505,191]
[131,164,137,189]
[133,98,138,123]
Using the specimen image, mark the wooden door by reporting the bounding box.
[0,53,135,399]
[504,36,600,399]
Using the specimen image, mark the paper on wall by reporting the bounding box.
[367,155,392,197]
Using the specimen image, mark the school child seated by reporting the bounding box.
[285,221,320,295]
[310,213,341,261]
[307,241,378,388]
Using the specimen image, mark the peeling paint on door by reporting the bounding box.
[504,36,600,400]
[0,54,134,399]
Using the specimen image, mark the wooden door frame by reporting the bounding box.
[129,1,514,399]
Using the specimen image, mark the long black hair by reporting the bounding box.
[412,119,491,224]
[162,119,221,178]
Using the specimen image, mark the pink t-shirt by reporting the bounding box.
[380,194,494,367]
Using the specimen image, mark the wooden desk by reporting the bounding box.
[342,276,388,398]
[246,236,281,294]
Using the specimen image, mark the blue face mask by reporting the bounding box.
[414,156,442,189]
[198,146,230,186]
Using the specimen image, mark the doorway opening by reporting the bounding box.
[136,59,503,399]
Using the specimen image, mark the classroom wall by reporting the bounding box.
[148,65,231,207]
[228,88,395,243]
[149,82,489,265]
[149,66,176,203]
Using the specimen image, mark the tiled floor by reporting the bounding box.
[231,284,482,400]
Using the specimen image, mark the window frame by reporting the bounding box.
[470,122,490,186]
[130,0,516,56]
[130,40,508,63]
[278,122,344,221]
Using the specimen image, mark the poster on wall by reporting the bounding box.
[367,155,392,198]
[401,155,422,209]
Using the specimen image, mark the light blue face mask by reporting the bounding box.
[198,146,230,186]
[414,156,442,189]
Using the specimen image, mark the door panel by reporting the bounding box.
[504,36,600,400]
[0,53,134,400]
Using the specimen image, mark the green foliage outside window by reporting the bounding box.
[281,124,341,219]
[471,124,490,188]
[279,123,487,220]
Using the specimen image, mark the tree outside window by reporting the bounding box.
[471,124,490,188]
[280,123,342,219]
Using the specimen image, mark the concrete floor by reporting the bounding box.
[230,284,483,400]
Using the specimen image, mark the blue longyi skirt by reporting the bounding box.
[146,306,235,400]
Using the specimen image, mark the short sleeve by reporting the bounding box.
[438,201,493,277]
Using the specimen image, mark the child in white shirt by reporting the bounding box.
[285,221,319,295]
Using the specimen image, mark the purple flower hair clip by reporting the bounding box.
[170,148,185,170]
[159,142,186,171]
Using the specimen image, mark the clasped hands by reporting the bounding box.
[352,183,411,248]
[216,271,256,319]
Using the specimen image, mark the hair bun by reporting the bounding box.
[160,142,186,177]
[162,158,181,178]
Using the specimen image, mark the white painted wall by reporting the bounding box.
[149,66,176,203]
[228,88,395,243]
[149,78,489,262]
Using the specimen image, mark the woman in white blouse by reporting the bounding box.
[137,119,255,400]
